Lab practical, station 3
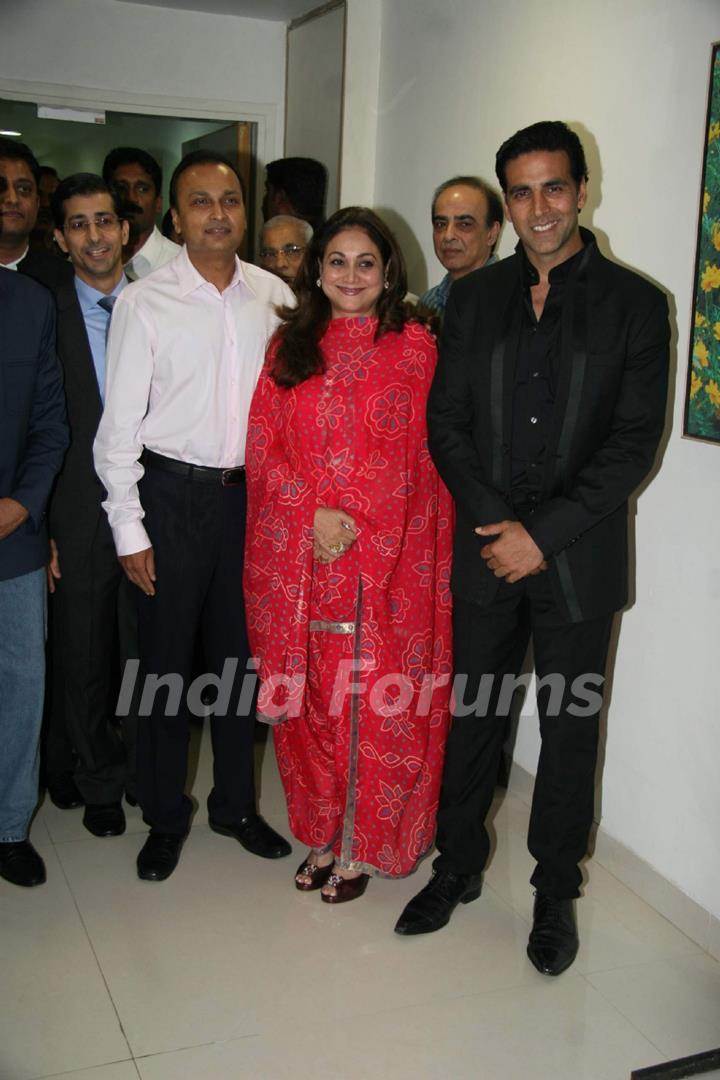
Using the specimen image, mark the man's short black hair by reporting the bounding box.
[38,164,60,182]
[0,137,40,187]
[495,121,589,192]
[51,173,124,231]
[102,146,162,196]
[431,175,504,239]
[169,150,246,209]
[265,157,327,230]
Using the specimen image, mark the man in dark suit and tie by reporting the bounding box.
[395,122,670,975]
[0,268,68,887]
[43,173,132,838]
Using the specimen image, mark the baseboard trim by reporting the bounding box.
[506,763,720,960]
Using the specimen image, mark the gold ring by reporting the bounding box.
[329,542,343,554]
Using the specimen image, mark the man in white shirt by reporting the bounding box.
[95,151,294,881]
[102,147,180,280]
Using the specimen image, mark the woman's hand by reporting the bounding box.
[313,507,357,561]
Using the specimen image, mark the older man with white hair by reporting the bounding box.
[258,215,312,287]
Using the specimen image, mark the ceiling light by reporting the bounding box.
[0,129,22,137]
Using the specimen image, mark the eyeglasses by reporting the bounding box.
[259,243,306,261]
[64,214,122,233]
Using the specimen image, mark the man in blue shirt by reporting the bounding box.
[45,174,131,838]
[419,176,503,318]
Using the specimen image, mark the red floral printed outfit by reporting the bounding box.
[245,317,453,876]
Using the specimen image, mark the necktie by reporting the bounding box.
[97,294,116,344]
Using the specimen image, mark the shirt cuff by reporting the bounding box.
[112,520,152,557]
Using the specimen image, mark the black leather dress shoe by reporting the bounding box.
[208,813,291,859]
[47,776,84,810]
[0,841,47,887]
[137,833,185,881]
[394,868,482,935]
[527,892,579,976]
[83,802,126,837]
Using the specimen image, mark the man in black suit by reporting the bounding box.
[395,122,670,975]
[44,174,131,838]
[0,269,68,887]
[0,138,71,288]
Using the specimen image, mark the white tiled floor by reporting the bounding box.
[2,725,719,1080]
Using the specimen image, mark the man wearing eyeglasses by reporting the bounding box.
[258,215,312,287]
[41,173,132,839]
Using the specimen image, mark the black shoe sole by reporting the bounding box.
[526,943,578,976]
[394,885,481,935]
[137,864,178,882]
[208,820,291,859]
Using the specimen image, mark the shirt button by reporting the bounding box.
[530,416,538,424]
[532,371,540,378]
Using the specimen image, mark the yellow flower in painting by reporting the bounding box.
[713,223,720,252]
[714,321,720,342]
[705,190,711,214]
[691,371,702,399]
[707,380,720,407]
[696,311,708,328]
[710,121,720,145]
[694,340,710,367]
[700,263,720,291]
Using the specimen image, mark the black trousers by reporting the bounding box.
[46,519,127,804]
[135,465,256,836]
[435,571,614,899]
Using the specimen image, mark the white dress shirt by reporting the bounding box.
[2,245,29,271]
[124,226,180,280]
[94,245,294,557]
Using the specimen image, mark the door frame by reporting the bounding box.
[0,77,280,245]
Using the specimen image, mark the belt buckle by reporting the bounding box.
[221,467,244,486]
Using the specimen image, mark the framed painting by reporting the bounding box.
[685,42,720,443]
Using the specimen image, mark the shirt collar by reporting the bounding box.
[125,225,161,276]
[74,272,128,313]
[3,245,30,271]
[175,244,254,298]
[517,227,595,287]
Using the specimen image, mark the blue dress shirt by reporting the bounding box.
[74,275,127,403]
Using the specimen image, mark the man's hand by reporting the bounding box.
[119,546,156,596]
[475,520,546,583]
[0,497,29,541]
[47,538,61,593]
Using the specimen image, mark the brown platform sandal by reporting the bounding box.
[294,856,334,892]
[320,871,369,904]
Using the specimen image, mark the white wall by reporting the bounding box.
[0,0,285,110]
[285,3,345,215]
[361,0,720,919]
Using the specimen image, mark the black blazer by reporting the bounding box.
[0,268,68,581]
[427,231,670,623]
[21,261,108,565]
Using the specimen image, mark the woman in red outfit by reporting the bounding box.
[245,207,453,904]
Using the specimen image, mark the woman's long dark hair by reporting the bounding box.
[270,206,418,387]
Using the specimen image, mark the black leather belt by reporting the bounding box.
[141,448,245,486]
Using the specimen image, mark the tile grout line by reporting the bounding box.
[50,841,138,1070]
[579,968,671,1066]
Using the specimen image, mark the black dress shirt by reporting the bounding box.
[511,242,586,509]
